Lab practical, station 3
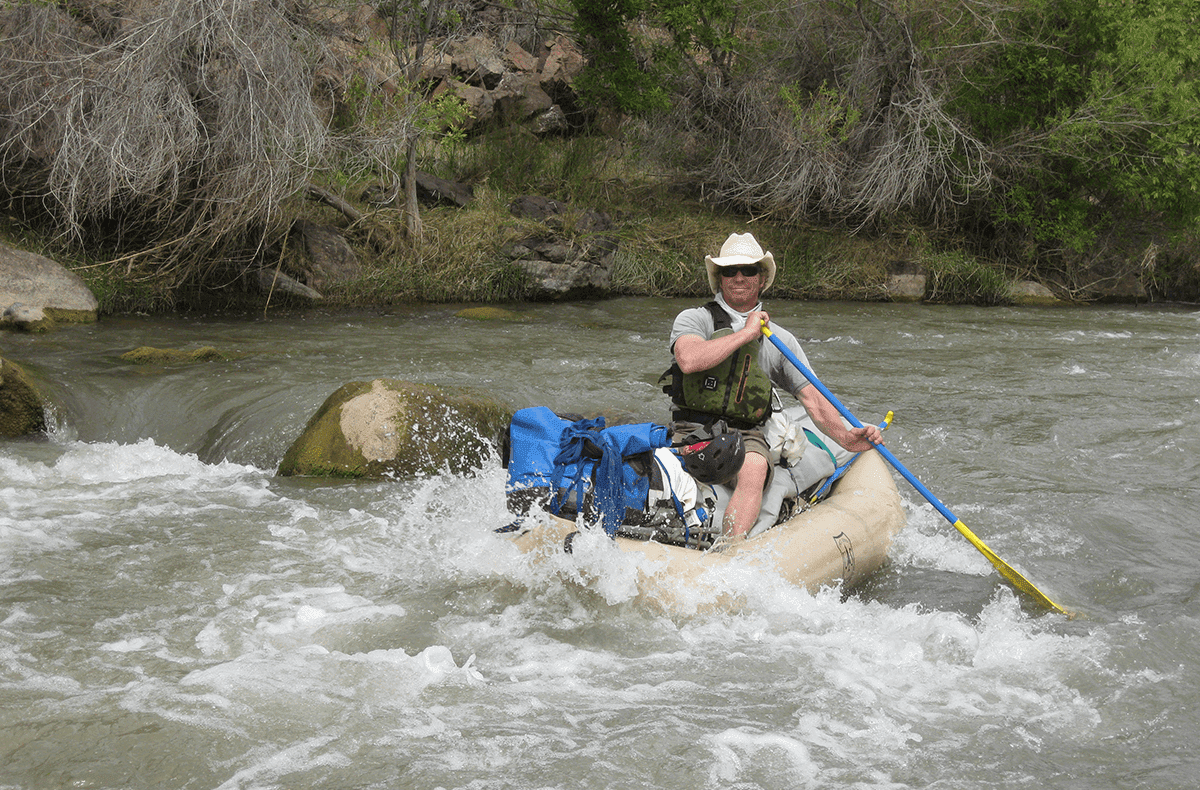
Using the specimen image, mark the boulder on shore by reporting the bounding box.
[504,195,619,299]
[1008,280,1061,306]
[278,378,511,479]
[0,356,48,437]
[0,244,99,331]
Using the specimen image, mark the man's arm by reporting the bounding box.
[798,384,882,452]
[673,309,770,373]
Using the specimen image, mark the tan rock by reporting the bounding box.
[503,40,538,73]
[1009,280,1061,306]
[2,303,54,333]
[350,3,388,41]
[340,380,404,462]
[294,220,360,291]
[0,244,98,327]
[540,35,586,86]
[886,273,926,303]
[493,72,554,122]
[277,379,512,478]
[448,35,506,86]
[435,79,495,128]
[412,49,455,83]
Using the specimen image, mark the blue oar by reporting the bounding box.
[761,323,1070,616]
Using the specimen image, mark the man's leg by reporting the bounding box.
[722,449,770,539]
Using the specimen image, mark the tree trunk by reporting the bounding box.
[403,135,422,239]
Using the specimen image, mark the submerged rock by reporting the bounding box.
[277,378,511,479]
[455,306,529,322]
[0,356,47,437]
[121,346,230,364]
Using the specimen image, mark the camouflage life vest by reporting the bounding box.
[661,302,774,427]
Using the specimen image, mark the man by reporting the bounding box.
[667,232,883,541]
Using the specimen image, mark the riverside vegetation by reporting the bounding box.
[2,0,1200,312]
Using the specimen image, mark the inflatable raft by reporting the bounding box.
[505,448,906,610]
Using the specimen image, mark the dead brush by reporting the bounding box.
[0,0,326,283]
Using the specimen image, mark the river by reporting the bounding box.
[1,298,1197,789]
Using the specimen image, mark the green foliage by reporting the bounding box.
[336,61,469,138]
[440,128,549,192]
[954,7,1091,138]
[426,94,471,141]
[1093,0,1200,220]
[779,82,862,146]
[334,72,383,131]
[956,0,1200,258]
[767,226,894,300]
[570,0,669,113]
[650,0,739,63]
[82,267,167,314]
[568,0,740,113]
[1144,241,1200,302]
[437,128,620,204]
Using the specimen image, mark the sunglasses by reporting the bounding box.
[720,265,762,278]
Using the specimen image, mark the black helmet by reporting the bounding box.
[681,432,745,485]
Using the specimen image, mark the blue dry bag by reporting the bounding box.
[504,407,671,536]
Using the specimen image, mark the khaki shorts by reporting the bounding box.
[738,427,770,462]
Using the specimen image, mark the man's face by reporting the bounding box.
[719,264,763,311]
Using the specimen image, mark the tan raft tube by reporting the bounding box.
[507,449,907,611]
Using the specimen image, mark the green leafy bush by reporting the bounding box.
[955,0,1200,261]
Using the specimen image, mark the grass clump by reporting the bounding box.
[922,250,1012,305]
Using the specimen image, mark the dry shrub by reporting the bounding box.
[635,0,992,232]
[0,0,326,282]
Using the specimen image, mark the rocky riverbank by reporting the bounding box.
[5,0,1190,317]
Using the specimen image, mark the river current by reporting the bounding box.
[1,298,1198,789]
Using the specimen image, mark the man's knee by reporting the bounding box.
[736,449,770,490]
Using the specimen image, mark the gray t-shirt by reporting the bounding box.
[669,294,815,399]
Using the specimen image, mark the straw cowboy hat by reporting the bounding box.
[705,232,776,294]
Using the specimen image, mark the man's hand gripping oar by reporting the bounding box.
[760,321,1074,617]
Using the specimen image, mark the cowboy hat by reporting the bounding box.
[705,232,776,294]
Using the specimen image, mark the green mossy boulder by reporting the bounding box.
[277,378,512,479]
[0,356,47,437]
[121,346,230,364]
[455,306,530,322]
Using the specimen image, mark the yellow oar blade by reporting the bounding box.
[951,519,1074,616]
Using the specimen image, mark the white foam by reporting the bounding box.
[709,729,818,785]
[100,637,154,653]
[0,429,1114,789]
[212,736,350,790]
